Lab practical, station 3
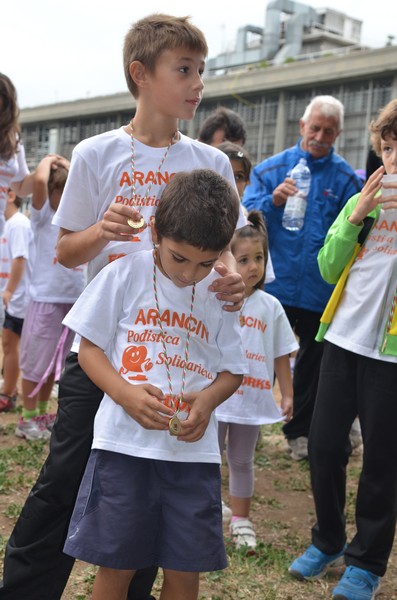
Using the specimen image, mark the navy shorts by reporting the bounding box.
[3,311,24,336]
[64,450,227,572]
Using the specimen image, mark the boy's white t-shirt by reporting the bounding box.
[53,128,247,285]
[0,211,32,319]
[216,289,298,425]
[63,250,247,464]
[29,200,85,303]
[0,144,30,237]
[325,208,397,362]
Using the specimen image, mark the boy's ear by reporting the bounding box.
[151,221,159,245]
[7,190,16,205]
[129,61,149,90]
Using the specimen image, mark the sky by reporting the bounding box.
[1,0,393,109]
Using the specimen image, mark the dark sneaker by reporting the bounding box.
[333,566,381,599]
[289,544,345,580]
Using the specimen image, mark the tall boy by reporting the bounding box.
[63,169,246,600]
[1,14,246,600]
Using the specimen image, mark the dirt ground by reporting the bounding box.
[0,384,396,599]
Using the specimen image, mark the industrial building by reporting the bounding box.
[19,1,397,170]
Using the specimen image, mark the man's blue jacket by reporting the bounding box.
[243,141,363,312]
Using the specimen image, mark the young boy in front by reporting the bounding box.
[63,169,246,600]
[1,14,246,600]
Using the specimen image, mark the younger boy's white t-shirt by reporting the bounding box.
[63,250,247,464]
[29,200,85,303]
[325,208,397,362]
[0,211,32,319]
[216,289,298,425]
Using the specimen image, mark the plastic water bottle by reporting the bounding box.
[282,158,311,231]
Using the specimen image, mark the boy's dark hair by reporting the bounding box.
[123,14,208,98]
[0,73,20,160]
[217,141,252,181]
[198,107,247,145]
[155,169,240,252]
[370,99,397,157]
[231,209,268,290]
[48,165,68,198]
[7,189,23,209]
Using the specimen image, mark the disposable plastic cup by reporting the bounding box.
[381,174,397,197]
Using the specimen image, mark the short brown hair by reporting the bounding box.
[48,165,68,198]
[155,169,239,252]
[198,107,247,145]
[123,14,208,97]
[369,99,397,157]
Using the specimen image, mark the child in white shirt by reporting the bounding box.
[0,190,32,412]
[289,98,397,600]
[16,156,85,440]
[63,169,247,600]
[216,210,298,550]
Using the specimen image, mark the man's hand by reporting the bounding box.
[272,177,297,207]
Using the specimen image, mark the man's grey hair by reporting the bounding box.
[301,95,344,131]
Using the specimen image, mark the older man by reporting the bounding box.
[243,95,362,460]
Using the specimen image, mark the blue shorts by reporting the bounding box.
[64,450,227,572]
[3,311,24,336]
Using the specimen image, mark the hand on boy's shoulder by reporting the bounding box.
[208,262,245,312]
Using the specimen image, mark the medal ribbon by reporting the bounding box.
[130,118,175,210]
[386,286,397,335]
[152,251,196,415]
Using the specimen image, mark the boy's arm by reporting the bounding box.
[78,337,174,430]
[56,202,142,268]
[32,155,68,210]
[10,174,34,198]
[2,257,25,309]
[274,355,293,421]
[177,371,243,443]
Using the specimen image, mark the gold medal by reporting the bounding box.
[169,415,182,436]
[239,315,245,327]
[127,215,146,233]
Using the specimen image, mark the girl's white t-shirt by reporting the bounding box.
[0,144,30,237]
[0,211,32,318]
[53,127,247,285]
[29,200,85,303]
[325,208,397,362]
[63,250,247,464]
[216,289,298,425]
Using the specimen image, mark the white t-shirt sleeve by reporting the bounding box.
[63,262,123,350]
[8,225,30,260]
[272,298,299,358]
[213,307,248,375]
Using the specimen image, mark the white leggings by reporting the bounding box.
[218,422,260,498]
